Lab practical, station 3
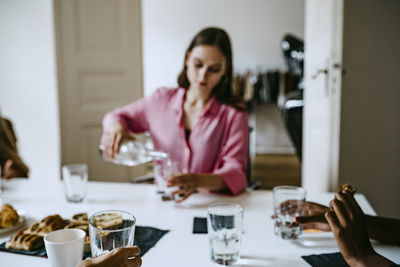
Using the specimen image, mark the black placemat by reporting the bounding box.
[0,225,169,259]
[302,252,349,267]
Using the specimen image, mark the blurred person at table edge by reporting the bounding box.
[296,187,400,267]
[101,27,248,202]
[78,246,141,267]
[0,115,29,179]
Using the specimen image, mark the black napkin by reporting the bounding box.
[193,217,207,234]
[302,252,349,267]
[0,225,169,259]
[134,226,169,257]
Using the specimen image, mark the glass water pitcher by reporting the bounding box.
[99,132,169,166]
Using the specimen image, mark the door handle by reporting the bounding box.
[333,63,346,75]
[312,69,328,79]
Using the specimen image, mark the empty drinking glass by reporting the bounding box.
[62,164,88,203]
[273,185,306,240]
[153,159,181,200]
[208,203,243,266]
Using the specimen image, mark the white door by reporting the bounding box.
[55,0,145,181]
[302,0,344,192]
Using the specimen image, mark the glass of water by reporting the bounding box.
[273,185,306,240]
[89,210,136,258]
[208,202,243,266]
[62,164,88,203]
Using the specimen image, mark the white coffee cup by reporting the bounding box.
[44,228,86,267]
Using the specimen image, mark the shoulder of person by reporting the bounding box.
[218,102,248,120]
[151,87,182,100]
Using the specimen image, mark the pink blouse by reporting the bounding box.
[103,87,249,195]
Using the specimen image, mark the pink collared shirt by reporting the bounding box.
[103,87,249,195]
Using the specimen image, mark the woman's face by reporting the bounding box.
[185,45,227,93]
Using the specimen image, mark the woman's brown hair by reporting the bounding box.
[177,27,245,111]
[0,116,29,177]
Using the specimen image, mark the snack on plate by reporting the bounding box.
[71,212,88,223]
[92,213,123,229]
[66,212,90,253]
[338,183,357,195]
[0,204,19,228]
[6,229,44,251]
[65,222,89,234]
[24,214,68,236]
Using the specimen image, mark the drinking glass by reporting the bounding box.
[208,203,243,266]
[273,185,306,240]
[153,159,181,200]
[62,164,88,203]
[89,210,136,258]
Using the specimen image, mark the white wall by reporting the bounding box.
[339,0,400,217]
[0,0,60,181]
[142,0,305,95]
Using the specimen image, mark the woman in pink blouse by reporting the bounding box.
[102,27,248,201]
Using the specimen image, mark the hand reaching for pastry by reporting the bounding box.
[295,184,357,231]
[77,246,142,267]
[325,192,394,267]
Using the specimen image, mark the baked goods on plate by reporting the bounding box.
[24,214,68,236]
[71,212,88,223]
[0,204,19,228]
[0,204,26,234]
[5,229,44,251]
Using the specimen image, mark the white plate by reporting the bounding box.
[0,209,27,235]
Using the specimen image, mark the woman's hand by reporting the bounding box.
[325,192,393,267]
[166,173,198,202]
[101,122,129,159]
[166,173,227,202]
[77,246,141,267]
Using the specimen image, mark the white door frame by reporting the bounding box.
[302,0,344,192]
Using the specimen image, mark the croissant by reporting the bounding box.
[0,204,19,228]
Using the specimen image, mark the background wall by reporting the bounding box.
[141,0,305,95]
[339,0,400,217]
[0,0,60,181]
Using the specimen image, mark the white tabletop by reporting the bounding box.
[0,179,399,267]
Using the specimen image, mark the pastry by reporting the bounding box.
[338,183,357,195]
[6,229,44,251]
[0,204,19,228]
[64,222,89,234]
[92,213,123,229]
[24,214,67,236]
[71,212,88,223]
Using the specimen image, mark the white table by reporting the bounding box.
[1,179,399,266]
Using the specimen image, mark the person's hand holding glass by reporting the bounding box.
[166,171,197,202]
[154,159,191,202]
